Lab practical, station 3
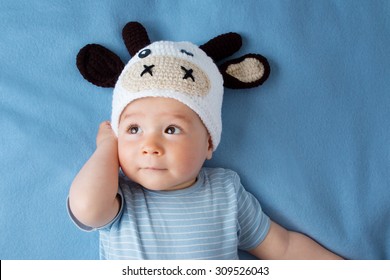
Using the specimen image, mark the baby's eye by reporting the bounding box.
[128,125,142,134]
[165,126,182,135]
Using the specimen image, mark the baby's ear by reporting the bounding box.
[219,54,270,89]
[206,137,213,160]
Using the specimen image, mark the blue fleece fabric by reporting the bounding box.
[1,0,389,259]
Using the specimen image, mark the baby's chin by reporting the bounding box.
[121,167,198,191]
[133,177,197,192]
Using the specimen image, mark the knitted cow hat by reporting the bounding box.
[76,22,270,150]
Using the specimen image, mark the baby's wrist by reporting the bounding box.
[96,136,118,150]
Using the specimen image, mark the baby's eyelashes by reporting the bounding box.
[165,125,182,135]
[128,125,142,134]
[126,124,183,135]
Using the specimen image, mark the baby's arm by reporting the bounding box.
[68,121,120,228]
[249,221,344,260]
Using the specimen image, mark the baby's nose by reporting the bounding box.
[141,139,164,156]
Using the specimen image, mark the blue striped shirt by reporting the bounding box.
[68,167,270,260]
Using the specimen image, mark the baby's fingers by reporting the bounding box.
[96,121,117,146]
[99,121,112,131]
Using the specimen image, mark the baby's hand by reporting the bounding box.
[96,121,117,147]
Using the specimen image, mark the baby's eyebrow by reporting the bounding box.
[120,112,144,121]
[169,113,192,123]
[121,112,192,123]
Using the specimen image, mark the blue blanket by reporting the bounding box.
[1,0,389,260]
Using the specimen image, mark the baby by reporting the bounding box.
[68,22,342,260]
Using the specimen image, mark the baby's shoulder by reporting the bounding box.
[201,167,240,185]
[202,166,238,176]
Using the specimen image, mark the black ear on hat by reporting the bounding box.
[122,21,151,57]
[76,44,124,88]
[76,22,151,88]
[220,53,270,89]
[200,32,270,89]
[200,32,242,62]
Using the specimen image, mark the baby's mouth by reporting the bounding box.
[141,167,167,171]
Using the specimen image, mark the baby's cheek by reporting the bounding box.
[118,144,135,168]
[177,149,205,173]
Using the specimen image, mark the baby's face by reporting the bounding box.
[118,97,213,191]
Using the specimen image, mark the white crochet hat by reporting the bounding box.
[76,22,270,152]
[111,41,224,150]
